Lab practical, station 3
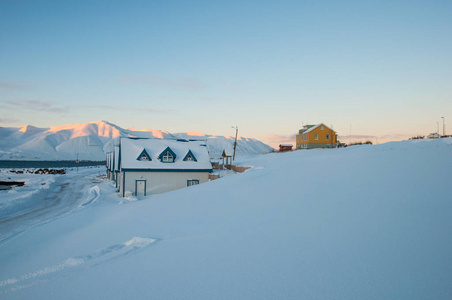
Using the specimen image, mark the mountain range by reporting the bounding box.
[0,121,274,161]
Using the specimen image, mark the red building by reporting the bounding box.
[279,144,293,152]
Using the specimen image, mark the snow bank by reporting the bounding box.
[0,170,55,212]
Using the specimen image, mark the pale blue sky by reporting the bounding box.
[1,0,451,146]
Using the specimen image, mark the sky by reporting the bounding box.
[1,0,451,147]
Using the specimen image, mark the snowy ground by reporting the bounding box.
[0,138,451,299]
[0,167,105,244]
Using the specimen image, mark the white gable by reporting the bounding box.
[120,138,212,170]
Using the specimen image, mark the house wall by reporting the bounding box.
[118,172,123,194]
[115,171,120,188]
[279,145,293,152]
[298,143,335,149]
[296,126,337,149]
[122,171,210,196]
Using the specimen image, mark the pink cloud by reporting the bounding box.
[5,100,68,113]
[262,134,296,149]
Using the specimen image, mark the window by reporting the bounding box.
[183,150,198,162]
[162,151,173,162]
[159,147,176,163]
[136,149,151,161]
[304,134,307,141]
[326,134,330,140]
[315,134,319,140]
[187,180,199,186]
[321,126,324,130]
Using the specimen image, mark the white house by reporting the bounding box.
[106,144,121,188]
[115,138,212,197]
[106,151,113,179]
[427,133,441,139]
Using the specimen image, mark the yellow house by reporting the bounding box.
[296,123,337,149]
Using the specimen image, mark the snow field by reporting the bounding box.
[0,236,157,292]
[0,138,451,299]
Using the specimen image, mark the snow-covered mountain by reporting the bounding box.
[0,121,274,160]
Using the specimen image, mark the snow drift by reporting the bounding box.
[0,138,451,299]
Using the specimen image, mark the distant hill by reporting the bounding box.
[0,121,274,161]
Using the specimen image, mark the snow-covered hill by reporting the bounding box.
[0,138,451,299]
[0,121,274,160]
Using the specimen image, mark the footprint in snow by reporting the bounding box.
[0,236,157,293]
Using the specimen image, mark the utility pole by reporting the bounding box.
[442,117,445,136]
[437,122,439,135]
[232,126,238,161]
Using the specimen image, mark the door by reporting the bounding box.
[135,180,146,196]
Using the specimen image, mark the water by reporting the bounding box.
[0,161,106,169]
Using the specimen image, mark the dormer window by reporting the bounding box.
[162,151,173,162]
[183,150,198,162]
[158,147,177,163]
[136,149,151,161]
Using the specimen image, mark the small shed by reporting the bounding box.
[279,144,293,152]
[427,133,441,139]
[221,150,232,166]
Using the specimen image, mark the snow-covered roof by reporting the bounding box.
[120,138,212,171]
[280,144,293,147]
[301,123,337,134]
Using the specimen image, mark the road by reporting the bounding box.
[0,168,102,245]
